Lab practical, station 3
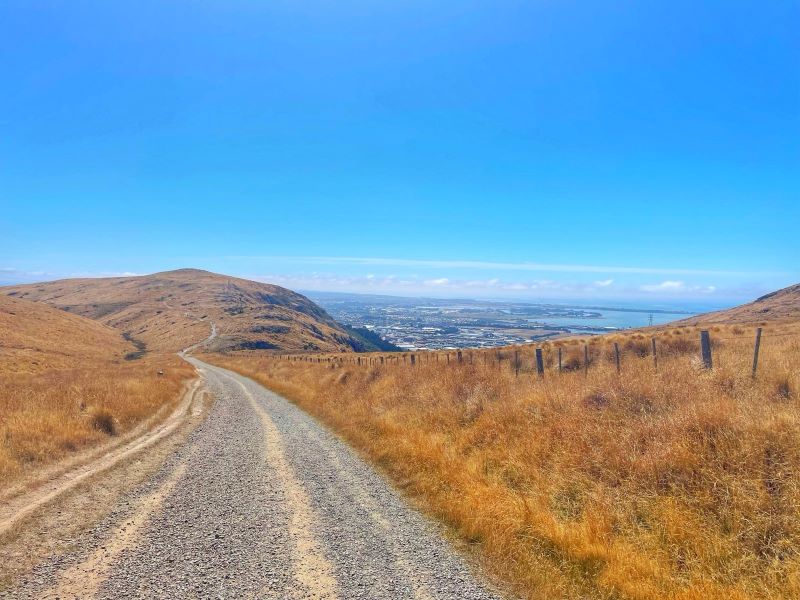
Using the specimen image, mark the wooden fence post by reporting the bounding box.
[614,342,621,374]
[558,347,562,373]
[700,330,713,369]
[752,327,762,378]
[457,350,463,364]
[514,350,520,377]
[535,348,544,377]
[652,337,657,370]
[411,354,416,367]
[584,345,589,377]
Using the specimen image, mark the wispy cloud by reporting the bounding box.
[250,272,739,300]
[424,278,451,286]
[640,280,717,294]
[227,255,775,277]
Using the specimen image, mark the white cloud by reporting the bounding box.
[640,280,716,294]
[424,278,450,286]
[594,279,614,287]
[641,280,685,292]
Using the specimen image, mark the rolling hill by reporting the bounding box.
[1,269,367,354]
[0,293,192,481]
[0,293,133,374]
[677,282,800,325]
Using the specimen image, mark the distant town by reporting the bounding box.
[308,292,695,351]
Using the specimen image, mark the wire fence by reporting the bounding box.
[275,326,796,381]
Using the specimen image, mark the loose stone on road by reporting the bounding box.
[4,359,502,599]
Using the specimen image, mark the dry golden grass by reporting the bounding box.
[2,268,361,353]
[207,321,800,599]
[0,295,193,485]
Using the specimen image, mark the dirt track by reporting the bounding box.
[2,348,502,599]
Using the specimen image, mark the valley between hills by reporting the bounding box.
[0,270,798,600]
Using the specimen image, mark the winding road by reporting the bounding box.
[5,351,502,599]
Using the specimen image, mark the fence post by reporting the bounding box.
[752,327,762,378]
[514,350,520,377]
[558,347,562,373]
[700,330,713,369]
[651,337,657,370]
[411,354,416,367]
[584,344,589,377]
[614,342,621,374]
[457,350,463,364]
[535,348,544,377]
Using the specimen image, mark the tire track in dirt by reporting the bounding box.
[227,375,339,600]
[0,379,203,537]
[43,462,188,600]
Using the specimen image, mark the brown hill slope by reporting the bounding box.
[0,294,131,374]
[0,294,191,481]
[2,269,360,353]
[677,282,800,325]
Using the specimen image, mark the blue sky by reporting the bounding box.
[1,1,798,304]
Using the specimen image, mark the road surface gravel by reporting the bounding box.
[3,358,503,600]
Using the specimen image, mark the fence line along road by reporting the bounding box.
[277,327,788,380]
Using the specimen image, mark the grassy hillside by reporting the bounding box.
[2,269,363,354]
[678,282,800,324]
[341,325,403,352]
[207,312,800,598]
[0,295,192,484]
[1,293,130,374]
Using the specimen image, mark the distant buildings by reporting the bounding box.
[313,295,618,350]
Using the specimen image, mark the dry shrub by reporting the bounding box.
[623,337,651,358]
[661,335,698,355]
[561,347,584,371]
[206,321,800,600]
[89,407,116,435]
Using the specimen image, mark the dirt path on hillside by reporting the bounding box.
[3,358,503,599]
[0,322,220,538]
[0,378,205,538]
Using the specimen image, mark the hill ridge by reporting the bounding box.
[678,281,800,325]
[1,269,364,354]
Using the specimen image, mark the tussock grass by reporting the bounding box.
[0,357,192,483]
[208,322,800,599]
[0,294,193,486]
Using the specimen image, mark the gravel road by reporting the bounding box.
[5,358,503,599]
